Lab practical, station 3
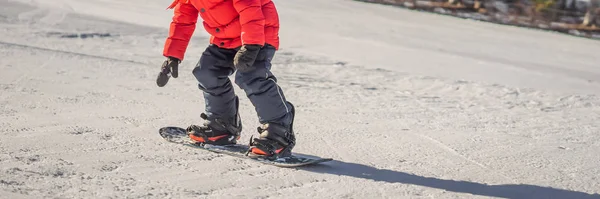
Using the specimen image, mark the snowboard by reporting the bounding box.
[158,126,333,168]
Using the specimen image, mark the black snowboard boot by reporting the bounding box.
[248,102,296,158]
[187,97,242,145]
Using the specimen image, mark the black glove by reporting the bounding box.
[233,44,262,72]
[156,57,180,87]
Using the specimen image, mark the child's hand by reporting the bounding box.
[233,44,262,72]
[156,57,180,87]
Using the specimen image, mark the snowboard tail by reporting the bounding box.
[159,126,332,167]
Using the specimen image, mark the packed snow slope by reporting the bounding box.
[1,0,600,198]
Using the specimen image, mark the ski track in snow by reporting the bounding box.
[0,41,146,64]
[410,132,515,182]
[1,0,600,198]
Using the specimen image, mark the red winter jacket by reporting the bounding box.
[163,0,280,61]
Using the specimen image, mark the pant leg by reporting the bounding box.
[234,45,293,126]
[192,44,238,120]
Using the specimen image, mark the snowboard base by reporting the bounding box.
[159,126,332,167]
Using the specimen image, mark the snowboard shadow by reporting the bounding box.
[298,159,600,199]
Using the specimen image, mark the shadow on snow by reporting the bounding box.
[299,159,600,199]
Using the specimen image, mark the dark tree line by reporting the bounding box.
[358,0,600,31]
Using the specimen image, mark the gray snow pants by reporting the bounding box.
[192,44,293,126]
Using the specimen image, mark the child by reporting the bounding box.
[156,0,295,158]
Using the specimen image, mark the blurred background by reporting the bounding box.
[356,0,600,39]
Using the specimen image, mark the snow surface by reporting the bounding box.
[1,0,600,198]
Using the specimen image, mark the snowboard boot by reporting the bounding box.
[187,98,242,146]
[248,103,296,159]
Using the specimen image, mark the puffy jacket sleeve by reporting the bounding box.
[233,0,265,46]
[163,1,198,61]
